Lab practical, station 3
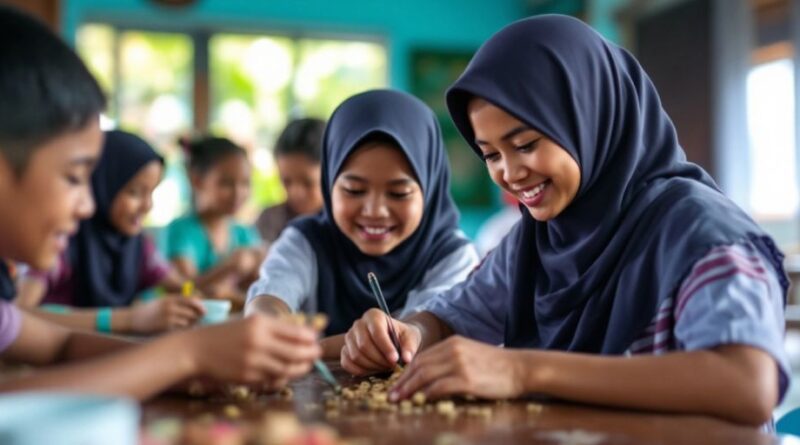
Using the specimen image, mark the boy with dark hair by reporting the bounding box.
[0,5,320,398]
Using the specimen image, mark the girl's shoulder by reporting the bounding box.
[165,213,205,237]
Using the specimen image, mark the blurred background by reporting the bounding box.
[5,0,795,244]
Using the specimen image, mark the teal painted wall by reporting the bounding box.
[61,0,527,91]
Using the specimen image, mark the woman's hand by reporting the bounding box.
[341,308,422,375]
[181,314,321,385]
[129,296,205,334]
[389,336,526,402]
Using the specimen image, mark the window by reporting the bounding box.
[76,24,387,225]
[746,57,797,219]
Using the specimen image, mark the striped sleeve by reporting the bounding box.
[673,243,790,402]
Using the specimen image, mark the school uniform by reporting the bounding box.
[164,213,260,274]
[247,90,479,335]
[427,14,790,429]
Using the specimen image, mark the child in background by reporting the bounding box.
[256,118,326,246]
[246,89,479,356]
[165,136,262,303]
[0,5,319,398]
[15,130,205,334]
[341,16,789,428]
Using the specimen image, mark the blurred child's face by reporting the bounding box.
[331,142,423,256]
[276,153,323,215]
[109,160,163,236]
[0,120,102,269]
[193,154,251,216]
[468,98,580,222]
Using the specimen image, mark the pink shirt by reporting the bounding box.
[0,299,21,353]
[29,235,170,306]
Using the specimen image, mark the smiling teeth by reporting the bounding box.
[521,182,547,199]
[364,227,389,235]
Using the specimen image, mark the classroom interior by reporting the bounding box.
[4,0,800,443]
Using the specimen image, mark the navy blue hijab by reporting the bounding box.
[446,15,788,353]
[69,130,163,307]
[292,89,469,335]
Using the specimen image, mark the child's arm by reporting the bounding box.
[0,310,321,400]
[26,297,205,334]
[13,277,46,308]
[390,337,776,426]
[246,294,291,316]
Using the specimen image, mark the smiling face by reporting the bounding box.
[468,98,580,222]
[108,160,163,236]
[0,119,103,269]
[331,141,424,256]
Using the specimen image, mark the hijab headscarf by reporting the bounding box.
[446,15,787,353]
[292,89,469,335]
[70,130,163,307]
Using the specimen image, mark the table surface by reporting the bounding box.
[141,361,789,445]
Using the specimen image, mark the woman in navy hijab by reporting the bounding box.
[246,89,479,348]
[341,16,789,426]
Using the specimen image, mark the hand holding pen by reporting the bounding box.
[339,273,423,375]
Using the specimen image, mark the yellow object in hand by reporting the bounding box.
[181,281,194,298]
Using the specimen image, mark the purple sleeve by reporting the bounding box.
[138,235,171,291]
[0,300,22,353]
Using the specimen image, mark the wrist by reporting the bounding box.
[516,350,546,395]
[170,330,201,378]
[95,307,114,333]
[112,307,133,333]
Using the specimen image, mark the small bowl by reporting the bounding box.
[0,392,139,445]
[200,299,232,324]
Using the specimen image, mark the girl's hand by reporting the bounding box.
[341,308,421,375]
[184,314,321,385]
[389,336,526,402]
[226,248,261,276]
[130,297,206,334]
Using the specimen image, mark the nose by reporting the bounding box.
[361,192,389,218]
[287,184,304,203]
[502,154,528,186]
[76,185,95,220]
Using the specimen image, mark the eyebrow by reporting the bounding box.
[474,125,532,146]
[340,174,415,186]
[68,156,98,168]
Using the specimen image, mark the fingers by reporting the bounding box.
[390,356,453,401]
[267,318,319,344]
[341,338,385,375]
[398,325,421,364]
[341,309,405,375]
[421,376,464,400]
[355,324,395,367]
[178,297,206,316]
[340,346,372,376]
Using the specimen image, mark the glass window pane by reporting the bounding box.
[746,58,798,219]
[210,34,387,217]
[293,39,387,117]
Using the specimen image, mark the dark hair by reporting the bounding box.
[274,118,325,162]
[0,6,106,172]
[180,135,247,175]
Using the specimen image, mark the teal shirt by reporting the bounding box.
[164,213,260,274]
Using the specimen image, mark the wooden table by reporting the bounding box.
[142,362,788,445]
